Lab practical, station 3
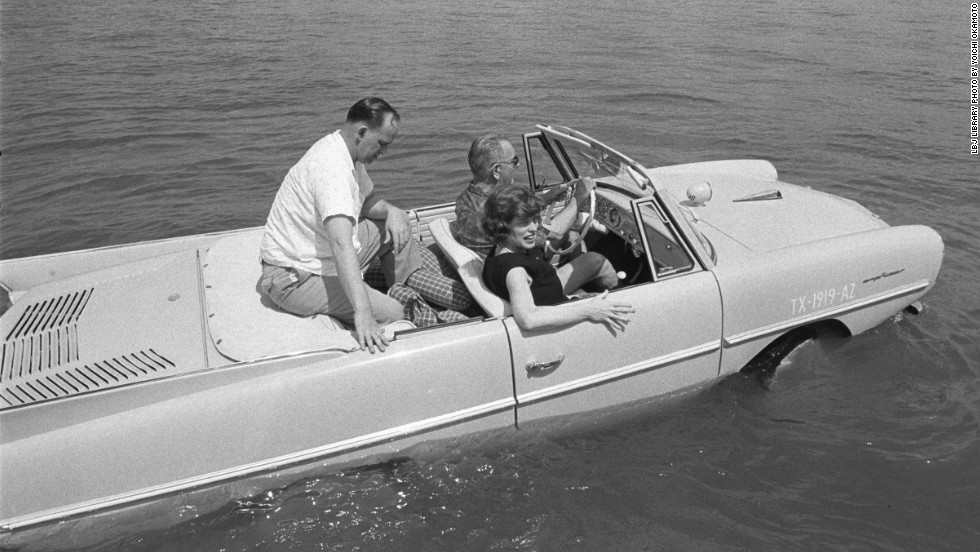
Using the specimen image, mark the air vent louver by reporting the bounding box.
[0,349,174,407]
[2,289,92,380]
[4,289,92,341]
[1,289,176,408]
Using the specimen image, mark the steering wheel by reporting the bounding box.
[544,182,597,257]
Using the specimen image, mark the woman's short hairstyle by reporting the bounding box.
[482,186,544,245]
[346,97,400,129]
[468,134,509,181]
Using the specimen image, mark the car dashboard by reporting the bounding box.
[594,190,644,255]
[589,187,696,283]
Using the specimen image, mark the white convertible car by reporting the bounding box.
[0,125,943,533]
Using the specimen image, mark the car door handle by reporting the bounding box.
[526,354,564,376]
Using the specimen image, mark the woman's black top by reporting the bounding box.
[482,247,568,306]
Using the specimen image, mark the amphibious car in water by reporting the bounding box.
[0,125,943,534]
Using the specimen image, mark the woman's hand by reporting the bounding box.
[584,290,634,331]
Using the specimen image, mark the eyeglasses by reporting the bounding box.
[496,155,520,168]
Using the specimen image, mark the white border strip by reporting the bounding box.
[724,280,931,347]
[1,397,516,532]
[516,341,720,406]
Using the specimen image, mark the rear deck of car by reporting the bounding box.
[0,249,209,409]
[0,202,461,409]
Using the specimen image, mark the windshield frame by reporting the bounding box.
[535,125,653,198]
[529,124,715,270]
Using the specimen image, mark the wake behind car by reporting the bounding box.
[0,125,943,535]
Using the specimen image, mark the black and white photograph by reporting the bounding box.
[1,1,976,550]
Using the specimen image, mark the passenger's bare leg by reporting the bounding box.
[593,258,619,290]
[556,252,618,295]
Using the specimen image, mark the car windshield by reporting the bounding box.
[539,125,652,198]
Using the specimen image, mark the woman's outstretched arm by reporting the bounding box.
[505,268,634,332]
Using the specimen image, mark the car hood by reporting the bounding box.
[658,173,888,252]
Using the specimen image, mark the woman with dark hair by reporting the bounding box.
[481,186,634,331]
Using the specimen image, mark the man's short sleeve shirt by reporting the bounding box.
[260,131,374,275]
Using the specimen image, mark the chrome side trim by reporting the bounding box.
[195,248,211,369]
[0,397,516,532]
[516,341,720,406]
[724,279,931,347]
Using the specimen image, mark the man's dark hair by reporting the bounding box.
[346,97,400,129]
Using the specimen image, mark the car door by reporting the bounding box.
[510,127,722,424]
[506,198,723,425]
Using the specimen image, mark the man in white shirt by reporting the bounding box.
[260,98,421,353]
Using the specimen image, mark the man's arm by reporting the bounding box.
[542,177,596,240]
[324,215,388,353]
[361,193,411,253]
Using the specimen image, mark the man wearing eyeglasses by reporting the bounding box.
[450,134,595,260]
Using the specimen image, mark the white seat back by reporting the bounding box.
[428,218,510,318]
